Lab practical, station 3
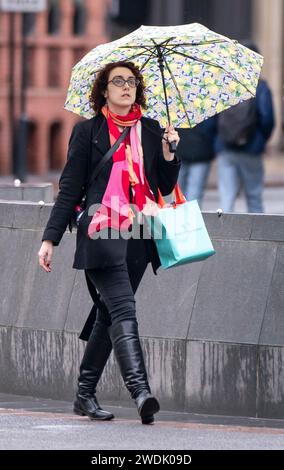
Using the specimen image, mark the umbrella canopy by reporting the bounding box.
[64,23,263,128]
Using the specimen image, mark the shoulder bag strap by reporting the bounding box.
[87,126,130,189]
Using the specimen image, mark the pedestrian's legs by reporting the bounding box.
[179,163,190,198]
[73,270,114,420]
[217,151,241,212]
[85,263,159,424]
[182,162,211,206]
[75,240,150,421]
[238,153,264,213]
[74,312,115,420]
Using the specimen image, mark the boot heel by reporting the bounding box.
[136,393,160,424]
[142,415,155,425]
[73,406,86,416]
[140,396,160,418]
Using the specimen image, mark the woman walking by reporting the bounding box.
[38,60,180,424]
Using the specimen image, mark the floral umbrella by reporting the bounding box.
[64,23,263,129]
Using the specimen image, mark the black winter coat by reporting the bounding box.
[42,114,181,271]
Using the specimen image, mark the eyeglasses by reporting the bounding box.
[107,77,140,88]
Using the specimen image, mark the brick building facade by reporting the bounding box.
[0,0,283,177]
[0,0,110,175]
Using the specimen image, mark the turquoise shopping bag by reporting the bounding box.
[147,186,215,269]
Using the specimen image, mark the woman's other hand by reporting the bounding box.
[38,240,53,272]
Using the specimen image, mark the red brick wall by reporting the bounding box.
[0,0,111,175]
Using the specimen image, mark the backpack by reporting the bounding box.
[177,117,216,164]
[177,126,214,163]
[218,98,257,147]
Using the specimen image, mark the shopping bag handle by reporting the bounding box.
[157,184,187,208]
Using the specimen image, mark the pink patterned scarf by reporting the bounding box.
[88,104,156,237]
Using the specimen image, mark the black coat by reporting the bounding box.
[42,114,181,271]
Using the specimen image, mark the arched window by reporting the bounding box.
[48,0,61,35]
[73,0,86,36]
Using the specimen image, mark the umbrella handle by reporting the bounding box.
[168,140,177,153]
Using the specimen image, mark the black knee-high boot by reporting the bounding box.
[74,320,114,420]
[109,319,160,424]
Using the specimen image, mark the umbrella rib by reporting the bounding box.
[119,38,173,60]
[117,44,166,67]
[122,49,156,64]
[139,55,157,72]
[172,39,236,47]
[162,56,192,128]
[150,37,175,46]
[118,37,177,63]
[159,41,241,62]
[161,48,255,97]
[119,39,235,49]
[119,37,174,51]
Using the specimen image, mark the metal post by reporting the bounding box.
[8,12,16,175]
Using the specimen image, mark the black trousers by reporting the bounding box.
[85,238,150,329]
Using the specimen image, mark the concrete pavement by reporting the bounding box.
[0,393,284,450]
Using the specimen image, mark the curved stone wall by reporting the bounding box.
[0,201,283,418]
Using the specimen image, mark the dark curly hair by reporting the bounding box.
[90,61,147,115]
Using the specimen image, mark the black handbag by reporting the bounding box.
[68,126,130,232]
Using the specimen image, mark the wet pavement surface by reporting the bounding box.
[0,393,284,450]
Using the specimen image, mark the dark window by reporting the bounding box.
[0,48,2,86]
[49,122,63,170]
[73,47,86,66]
[22,13,36,36]
[27,121,38,173]
[183,0,212,28]
[48,0,61,35]
[183,0,252,41]
[110,0,149,25]
[48,48,61,87]
[211,0,252,40]
[26,47,36,87]
[0,122,2,164]
[73,0,86,36]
